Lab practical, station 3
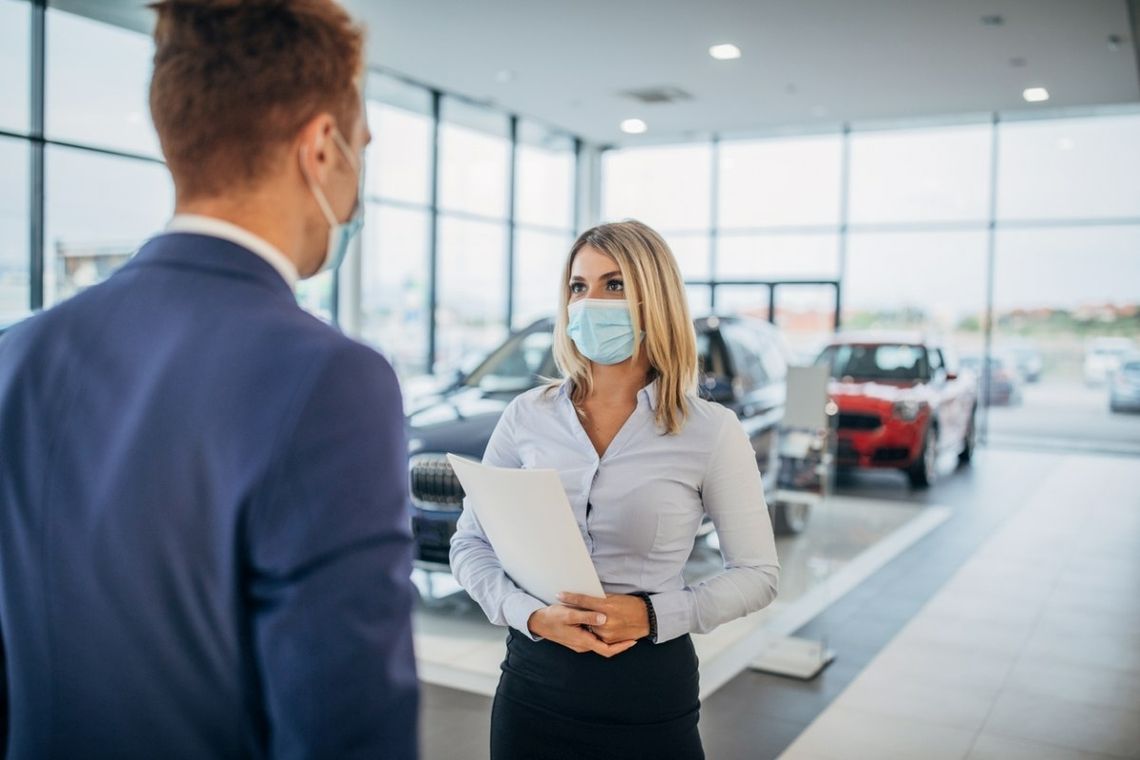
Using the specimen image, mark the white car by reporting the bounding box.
[1084,337,1136,385]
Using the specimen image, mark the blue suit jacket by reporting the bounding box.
[0,233,418,759]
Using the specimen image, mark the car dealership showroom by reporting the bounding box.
[2,1,1140,758]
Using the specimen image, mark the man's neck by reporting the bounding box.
[176,195,310,276]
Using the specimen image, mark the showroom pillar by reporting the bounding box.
[575,142,603,233]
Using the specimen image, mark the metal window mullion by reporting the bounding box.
[426,90,442,373]
[980,112,1001,445]
[29,0,46,311]
[506,115,518,330]
[836,123,851,330]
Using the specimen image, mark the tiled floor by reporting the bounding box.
[779,453,1140,760]
[418,448,1140,760]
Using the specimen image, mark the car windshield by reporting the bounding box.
[463,329,557,392]
[817,344,929,381]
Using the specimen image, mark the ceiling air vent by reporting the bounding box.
[620,86,693,105]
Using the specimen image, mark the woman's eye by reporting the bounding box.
[606,280,624,291]
[569,283,586,294]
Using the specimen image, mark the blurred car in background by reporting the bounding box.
[960,354,1023,407]
[406,315,802,571]
[1000,341,1044,383]
[1084,337,1136,385]
[1109,355,1140,413]
[815,333,977,489]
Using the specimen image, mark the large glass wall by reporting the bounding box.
[2,5,580,384]
[602,111,1140,450]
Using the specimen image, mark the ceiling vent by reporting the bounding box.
[620,86,693,105]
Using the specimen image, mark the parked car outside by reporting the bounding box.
[960,354,1022,407]
[406,315,800,571]
[1084,337,1136,386]
[999,341,1044,383]
[1109,355,1140,413]
[815,333,977,489]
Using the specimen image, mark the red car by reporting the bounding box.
[815,333,978,488]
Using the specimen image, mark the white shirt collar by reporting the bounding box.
[165,214,299,289]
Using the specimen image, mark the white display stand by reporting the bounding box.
[751,364,837,680]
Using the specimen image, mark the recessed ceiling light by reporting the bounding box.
[709,43,741,60]
[495,69,515,84]
[620,118,648,135]
[1023,87,1050,103]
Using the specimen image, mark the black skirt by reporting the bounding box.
[490,629,704,760]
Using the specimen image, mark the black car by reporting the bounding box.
[406,315,801,571]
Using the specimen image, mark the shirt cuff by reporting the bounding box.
[503,592,547,641]
[648,589,694,644]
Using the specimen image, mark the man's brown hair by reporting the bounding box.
[149,0,364,199]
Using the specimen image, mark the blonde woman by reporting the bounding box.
[450,220,780,760]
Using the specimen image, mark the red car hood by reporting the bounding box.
[828,379,926,406]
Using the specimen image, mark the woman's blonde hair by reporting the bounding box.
[551,220,698,435]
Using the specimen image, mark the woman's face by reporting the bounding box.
[568,246,625,303]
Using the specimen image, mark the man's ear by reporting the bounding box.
[297,113,337,183]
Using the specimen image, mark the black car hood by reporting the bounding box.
[405,386,523,459]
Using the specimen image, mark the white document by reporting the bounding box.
[447,454,604,605]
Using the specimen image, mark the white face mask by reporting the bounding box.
[300,128,364,275]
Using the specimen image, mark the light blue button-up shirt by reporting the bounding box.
[449,380,780,644]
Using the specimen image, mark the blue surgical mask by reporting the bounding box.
[566,299,641,365]
[301,128,364,275]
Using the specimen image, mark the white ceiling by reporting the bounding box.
[60,0,1140,145]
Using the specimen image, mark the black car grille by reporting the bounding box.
[409,454,466,509]
[872,447,911,464]
[837,412,882,431]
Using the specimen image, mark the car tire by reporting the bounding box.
[772,501,810,535]
[958,407,977,466]
[908,424,937,490]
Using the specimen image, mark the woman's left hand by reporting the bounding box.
[557,592,650,644]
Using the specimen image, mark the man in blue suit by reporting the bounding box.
[0,1,418,757]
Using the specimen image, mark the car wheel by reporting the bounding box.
[772,501,810,535]
[908,425,937,489]
[958,407,976,466]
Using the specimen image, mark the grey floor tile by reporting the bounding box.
[968,732,1124,760]
[983,688,1140,758]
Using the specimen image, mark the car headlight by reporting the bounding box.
[892,400,926,421]
[407,438,425,455]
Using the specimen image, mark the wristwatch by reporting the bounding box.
[631,592,658,643]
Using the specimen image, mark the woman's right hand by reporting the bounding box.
[527,605,639,657]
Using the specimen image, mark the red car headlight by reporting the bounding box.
[892,400,927,421]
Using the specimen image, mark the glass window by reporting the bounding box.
[360,203,430,376]
[0,0,30,134]
[43,146,172,306]
[818,343,930,381]
[438,98,509,218]
[0,137,29,321]
[843,230,988,341]
[365,100,433,206]
[997,113,1140,221]
[717,232,840,280]
[436,215,508,373]
[721,322,771,386]
[602,143,712,231]
[774,284,837,362]
[685,285,712,317]
[718,134,842,228]
[464,328,556,393]
[513,227,570,328]
[516,122,575,229]
[46,9,160,158]
[666,234,710,281]
[295,272,334,324]
[716,284,771,321]
[848,124,992,224]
